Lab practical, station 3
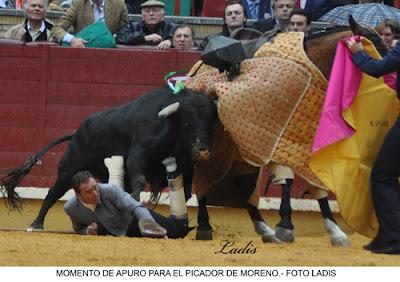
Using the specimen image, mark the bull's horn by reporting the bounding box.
[158,102,180,119]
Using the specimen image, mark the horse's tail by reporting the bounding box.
[0,133,75,211]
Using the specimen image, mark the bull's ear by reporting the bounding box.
[158,102,180,119]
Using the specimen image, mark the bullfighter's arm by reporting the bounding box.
[70,218,90,235]
[63,198,93,235]
[352,42,400,77]
[103,184,154,221]
[64,211,90,235]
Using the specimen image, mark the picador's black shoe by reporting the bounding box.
[371,244,400,255]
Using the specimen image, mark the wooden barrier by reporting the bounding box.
[0,44,200,188]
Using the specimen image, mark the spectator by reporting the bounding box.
[116,0,176,49]
[296,0,333,22]
[51,0,128,48]
[172,24,196,50]
[198,0,247,51]
[251,0,295,32]
[288,8,311,34]
[375,19,400,50]
[125,0,145,14]
[241,0,271,20]
[4,0,56,43]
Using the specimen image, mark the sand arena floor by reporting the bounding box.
[0,199,399,266]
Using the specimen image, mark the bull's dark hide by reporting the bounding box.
[1,87,217,229]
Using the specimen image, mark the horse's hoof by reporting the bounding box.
[331,235,351,247]
[195,229,213,240]
[275,226,295,243]
[323,218,350,247]
[261,234,283,244]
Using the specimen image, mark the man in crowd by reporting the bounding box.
[5,0,55,42]
[240,0,271,20]
[172,24,195,50]
[288,8,311,34]
[296,0,333,22]
[198,0,247,51]
[51,0,128,47]
[125,0,146,14]
[116,0,176,50]
[251,0,295,32]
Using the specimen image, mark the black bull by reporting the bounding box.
[1,87,217,229]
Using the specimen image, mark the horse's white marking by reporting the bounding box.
[324,218,351,247]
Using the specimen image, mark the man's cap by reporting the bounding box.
[141,0,165,8]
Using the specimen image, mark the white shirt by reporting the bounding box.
[62,0,105,43]
[27,20,46,42]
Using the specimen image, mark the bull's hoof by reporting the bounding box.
[330,235,351,247]
[275,226,295,243]
[195,229,213,240]
[261,234,283,244]
[30,222,44,230]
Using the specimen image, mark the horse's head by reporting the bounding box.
[349,15,387,57]
[305,16,388,79]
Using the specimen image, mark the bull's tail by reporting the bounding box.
[0,133,75,211]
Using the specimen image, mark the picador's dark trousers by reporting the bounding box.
[370,116,400,248]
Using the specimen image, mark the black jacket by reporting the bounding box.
[116,20,176,45]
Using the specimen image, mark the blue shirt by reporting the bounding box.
[352,41,400,98]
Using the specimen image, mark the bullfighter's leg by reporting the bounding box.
[104,155,124,189]
[104,155,167,238]
[162,157,188,220]
[122,156,191,239]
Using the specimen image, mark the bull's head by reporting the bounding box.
[158,90,218,162]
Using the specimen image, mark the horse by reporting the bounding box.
[194,16,387,245]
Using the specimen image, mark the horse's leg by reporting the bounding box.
[318,197,351,246]
[275,179,295,242]
[195,196,213,240]
[235,173,282,244]
[245,203,282,243]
